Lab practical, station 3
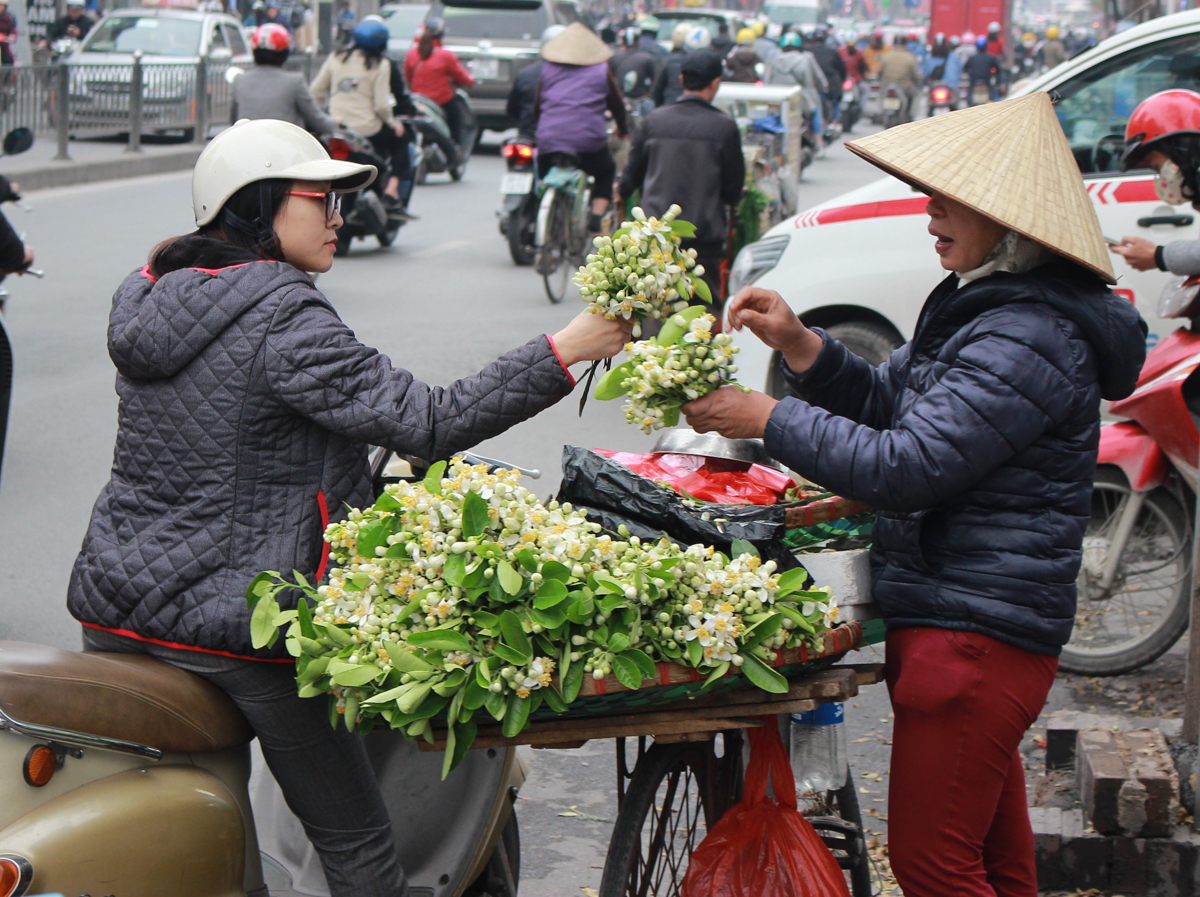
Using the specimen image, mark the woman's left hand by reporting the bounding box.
[552,312,634,366]
[1111,236,1159,271]
[683,386,779,439]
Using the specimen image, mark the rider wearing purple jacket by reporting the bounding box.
[534,23,627,232]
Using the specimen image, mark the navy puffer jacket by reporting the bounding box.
[68,242,575,659]
[765,259,1146,655]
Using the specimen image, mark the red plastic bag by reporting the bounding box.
[681,719,851,897]
[594,450,795,505]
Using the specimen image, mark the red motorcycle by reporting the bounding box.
[1061,277,1200,675]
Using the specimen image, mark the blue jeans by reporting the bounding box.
[82,627,408,897]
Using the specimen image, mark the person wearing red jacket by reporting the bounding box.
[405,18,475,147]
[838,41,867,83]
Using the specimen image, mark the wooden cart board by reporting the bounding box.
[417,664,884,752]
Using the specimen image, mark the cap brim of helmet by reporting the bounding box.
[277,158,378,192]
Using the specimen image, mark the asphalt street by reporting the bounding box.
[0,133,1172,897]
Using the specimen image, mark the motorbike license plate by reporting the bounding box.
[501,172,534,195]
[470,58,500,80]
[843,89,855,101]
[882,97,902,110]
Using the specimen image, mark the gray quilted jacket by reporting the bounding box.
[68,259,574,659]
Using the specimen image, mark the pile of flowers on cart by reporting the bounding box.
[247,458,840,775]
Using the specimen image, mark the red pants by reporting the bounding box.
[885,627,1057,897]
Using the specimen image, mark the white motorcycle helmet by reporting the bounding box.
[683,25,712,51]
[541,24,566,45]
[192,119,376,227]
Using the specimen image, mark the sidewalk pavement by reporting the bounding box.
[3,135,201,192]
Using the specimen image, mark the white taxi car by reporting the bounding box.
[732,8,1200,396]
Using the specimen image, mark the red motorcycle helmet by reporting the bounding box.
[1121,89,1200,171]
[251,23,292,52]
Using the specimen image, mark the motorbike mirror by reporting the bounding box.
[224,66,245,84]
[2,127,32,157]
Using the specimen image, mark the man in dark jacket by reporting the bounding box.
[617,49,743,311]
[506,58,541,137]
[44,0,92,45]
[806,27,846,124]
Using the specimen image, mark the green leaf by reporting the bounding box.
[594,361,635,401]
[363,681,420,705]
[517,549,538,573]
[250,595,281,649]
[473,610,500,632]
[530,604,567,630]
[566,593,595,624]
[298,654,330,684]
[775,602,815,633]
[662,405,681,428]
[703,661,730,688]
[776,567,811,595]
[499,610,533,661]
[449,718,477,774]
[443,552,467,587]
[607,632,631,654]
[408,630,473,654]
[729,539,760,560]
[462,678,491,710]
[541,685,568,713]
[497,561,523,597]
[592,574,623,595]
[741,614,783,651]
[244,571,273,608]
[740,654,789,694]
[330,664,382,687]
[533,579,569,608]
[395,591,428,625]
[611,654,644,690]
[355,518,393,561]
[685,636,702,667]
[562,661,584,703]
[385,642,435,672]
[374,491,404,513]
[397,681,434,714]
[540,561,571,583]
[624,648,656,680]
[348,572,371,592]
[502,693,533,739]
[656,305,708,346]
[462,491,490,540]
[423,460,447,495]
[321,621,354,647]
[442,722,458,780]
[666,218,697,238]
[691,273,712,304]
[296,596,317,640]
[491,642,529,665]
[485,689,507,721]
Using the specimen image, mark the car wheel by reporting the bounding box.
[766,321,903,400]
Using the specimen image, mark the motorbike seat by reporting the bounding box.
[0,641,253,754]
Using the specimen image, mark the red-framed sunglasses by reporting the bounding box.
[288,190,341,221]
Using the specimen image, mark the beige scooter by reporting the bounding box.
[0,639,523,897]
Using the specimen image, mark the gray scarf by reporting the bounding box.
[958,230,1052,284]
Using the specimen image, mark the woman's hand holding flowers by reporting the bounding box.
[727,287,824,375]
[682,385,778,439]
[553,311,635,366]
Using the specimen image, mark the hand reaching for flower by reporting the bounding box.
[727,287,824,374]
[552,310,634,366]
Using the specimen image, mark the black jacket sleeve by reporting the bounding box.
[606,69,628,136]
[0,208,26,272]
[719,120,744,208]
[619,120,648,198]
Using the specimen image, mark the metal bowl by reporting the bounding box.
[651,428,785,471]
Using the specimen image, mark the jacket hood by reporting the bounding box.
[916,258,1147,401]
[109,243,310,381]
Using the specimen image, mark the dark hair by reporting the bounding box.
[148,178,292,278]
[340,44,384,68]
[417,29,435,60]
[253,46,289,66]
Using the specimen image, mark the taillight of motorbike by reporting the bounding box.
[843,78,853,90]
[931,86,950,104]
[22,744,55,787]
[328,137,352,161]
[504,142,535,169]
[0,855,32,897]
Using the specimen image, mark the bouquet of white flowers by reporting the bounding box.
[594,306,745,433]
[575,205,710,338]
[247,458,840,775]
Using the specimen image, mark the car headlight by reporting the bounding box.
[728,234,790,294]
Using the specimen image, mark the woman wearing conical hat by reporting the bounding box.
[683,93,1147,896]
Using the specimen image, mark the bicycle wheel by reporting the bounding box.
[541,195,572,304]
[1060,467,1191,675]
[801,771,872,897]
[598,740,715,897]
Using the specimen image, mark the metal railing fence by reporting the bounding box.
[0,50,324,160]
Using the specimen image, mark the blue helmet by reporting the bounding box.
[975,34,988,49]
[353,20,389,50]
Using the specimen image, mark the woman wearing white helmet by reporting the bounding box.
[67,118,631,895]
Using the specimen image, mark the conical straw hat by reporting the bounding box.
[541,23,611,66]
[846,93,1115,284]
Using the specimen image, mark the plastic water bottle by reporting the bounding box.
[789,702,848,793]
